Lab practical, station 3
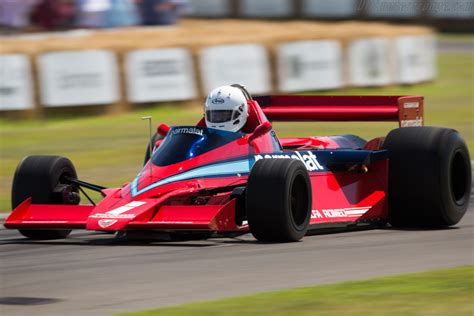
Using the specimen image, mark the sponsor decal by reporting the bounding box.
[403,102,419,109]
[211,98,225,104]
[170,127,204,136]
[106,201,146,215]
[401,118,423,127]
[311,207,370,219]
[98,219,118,228]
[311,210,323,219]
[90,201,147,220]
[254,151,324,171]
[322,209,347,218]
[142,60,182,77]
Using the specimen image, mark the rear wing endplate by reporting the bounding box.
[255,95,424,128]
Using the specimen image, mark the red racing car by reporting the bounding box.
[4,94,472,242]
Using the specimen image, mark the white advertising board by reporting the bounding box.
[0,54,34,111]
[126,48,196,103]
[395,35,436,84]
[200,44,271,95]
[188,0,231,17]
[428,0,474,19]
[277,40,343,92]
[348,38,393,87]
[302,0,357,17]
[38,50,119,107]
[240,0,292,17]
[364,0,420,18]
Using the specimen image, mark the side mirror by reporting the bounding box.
[248,121,272,143]
[157,123,170,137]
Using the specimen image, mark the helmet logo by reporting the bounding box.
[211,98,225,104]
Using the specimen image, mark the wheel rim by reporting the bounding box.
[290,173,309,228]
[56,168,78,205]
[451,150,469,206]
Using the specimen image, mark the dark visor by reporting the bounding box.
[206,110,233,123]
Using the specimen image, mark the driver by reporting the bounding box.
[205,85,249,133]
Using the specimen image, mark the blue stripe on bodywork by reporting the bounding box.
[130,149,388,197]
[131,158,252,197]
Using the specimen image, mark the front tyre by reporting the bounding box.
[12,156,79,239]
[382,127,471,228]
[246,159,312,242]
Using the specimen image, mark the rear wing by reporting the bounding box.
[254,95,424,128]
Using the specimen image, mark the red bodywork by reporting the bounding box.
[5,96,424,235]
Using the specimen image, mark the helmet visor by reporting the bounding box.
[206,110,234,123]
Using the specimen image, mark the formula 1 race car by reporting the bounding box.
[4,94,472,242]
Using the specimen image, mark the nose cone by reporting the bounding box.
[86,199,159,231]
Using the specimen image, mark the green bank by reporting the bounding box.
[118,266,474,316]
[1,52,472,212]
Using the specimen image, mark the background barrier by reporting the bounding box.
[0,54,34,111]
[0,20,436,114]
[199,44,272,95]
[38,50,119,107]
[125,48,196,103]
[396,35,437,84]
[277,40,343,92]
[347,38,393,87]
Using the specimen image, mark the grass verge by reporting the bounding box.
[0,52,473,212]
[118,266,474,316]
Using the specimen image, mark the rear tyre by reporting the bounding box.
[382,127,471,228]
[246,159,312,242]
[12,156,78,239]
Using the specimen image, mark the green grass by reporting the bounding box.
[0,52,473,212]
[118,266,474,316]
[438,33,474,42]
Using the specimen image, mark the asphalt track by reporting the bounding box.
[0,186,473,316]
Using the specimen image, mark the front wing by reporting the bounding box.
[4,196,247,233]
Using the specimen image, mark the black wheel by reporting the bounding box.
[144,133,163,165]
[12,156,79,239]
[246,159,312,242]
[382,127,471,228]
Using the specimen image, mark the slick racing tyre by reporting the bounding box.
[143,133,163,165]
[246,159,312,242]
[382,127,471,228]
[12,156,79,239]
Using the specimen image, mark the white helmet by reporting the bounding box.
[205,85,248,132]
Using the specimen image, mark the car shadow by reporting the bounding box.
[0,225,460,248]
[0,232,221,247]
[381,226,459,232]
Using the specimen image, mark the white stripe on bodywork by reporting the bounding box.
[106,201,146,215]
